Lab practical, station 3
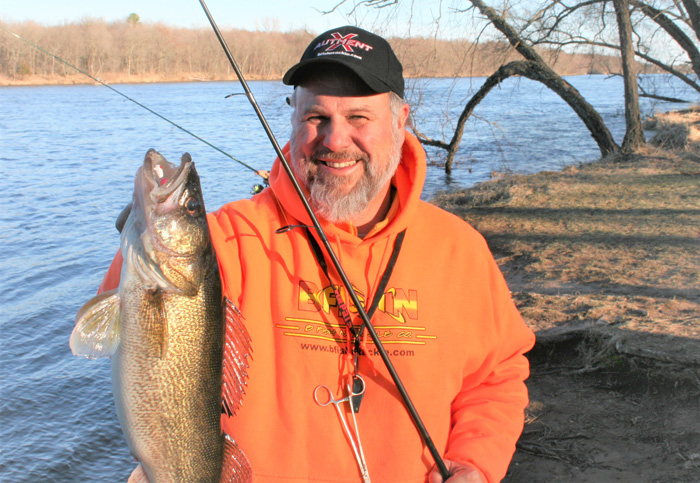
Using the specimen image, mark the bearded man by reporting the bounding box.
[118,25,534,483]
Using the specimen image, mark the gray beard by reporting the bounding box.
[293,138,402,223]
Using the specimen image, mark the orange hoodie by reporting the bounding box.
[208,133,534,482]
[100,133,535,482]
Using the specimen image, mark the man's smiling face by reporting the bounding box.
[289,72,408,223]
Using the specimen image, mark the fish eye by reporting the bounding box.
[184,197,201,216]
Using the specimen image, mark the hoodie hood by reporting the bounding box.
[268,131,427,244]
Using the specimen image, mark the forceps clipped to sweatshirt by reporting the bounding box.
[314,375,371,483]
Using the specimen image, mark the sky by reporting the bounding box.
[1,0,415,35]
[0,0,474,39]
[0,0,349,32]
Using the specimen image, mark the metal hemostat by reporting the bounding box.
[314,375,371,482]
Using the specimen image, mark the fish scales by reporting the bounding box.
[70,149,251,483]
[114,267,224,481]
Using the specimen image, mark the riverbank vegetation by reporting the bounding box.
[1,18,641,86]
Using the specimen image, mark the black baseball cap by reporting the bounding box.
[282,26,404,98]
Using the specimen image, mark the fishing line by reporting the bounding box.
[0,24,268,182]
[197,1,450,479]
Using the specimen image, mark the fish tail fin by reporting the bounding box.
[221,298,253,417]
[70,289,121,358]
[220,433,252,483]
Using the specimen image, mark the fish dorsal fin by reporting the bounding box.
[221,298,253,417]
[220,433,252,483]
[70,289,121,359]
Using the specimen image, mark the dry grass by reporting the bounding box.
[433,144,700,349]
[644,105,700,151]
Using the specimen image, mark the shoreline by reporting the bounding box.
[0,71,652,87]
[0,72,267,87]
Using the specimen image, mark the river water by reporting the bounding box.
[0,75,695,481]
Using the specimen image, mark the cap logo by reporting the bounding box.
[314,32,374,55]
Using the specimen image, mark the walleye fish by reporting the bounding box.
[70,149,252,483]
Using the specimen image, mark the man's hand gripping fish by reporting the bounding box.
[70,149,252,483]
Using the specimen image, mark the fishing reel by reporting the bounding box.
[251,169,270,195]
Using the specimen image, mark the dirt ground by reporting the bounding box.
[434,109,700,482]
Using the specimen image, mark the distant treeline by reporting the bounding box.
[0,19,658,84]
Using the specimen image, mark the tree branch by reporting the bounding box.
[538,37,700,93]
[469,0,547,64]
[427,57,620,172]
[632,0,700,78]
[680,0,700,40]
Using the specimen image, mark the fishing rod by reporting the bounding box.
[0,24,268,183]
[197,1,450,480]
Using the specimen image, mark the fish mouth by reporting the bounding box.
[132,149,198,260]
[142,149,193,201]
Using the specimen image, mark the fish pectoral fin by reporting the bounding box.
[221,298,253,417]
[70,289,121,359]
[220,433,252,483]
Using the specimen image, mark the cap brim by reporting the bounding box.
[282,58,392,95]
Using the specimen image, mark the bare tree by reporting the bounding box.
[681,0,700,38]
[0,16,630,82]
[469,0,618,165]
[614,0,646,151]
[521,0,700,96]
[632,0,700,79]
[417,59,618,171]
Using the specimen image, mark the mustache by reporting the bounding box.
[310,150,369,164]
